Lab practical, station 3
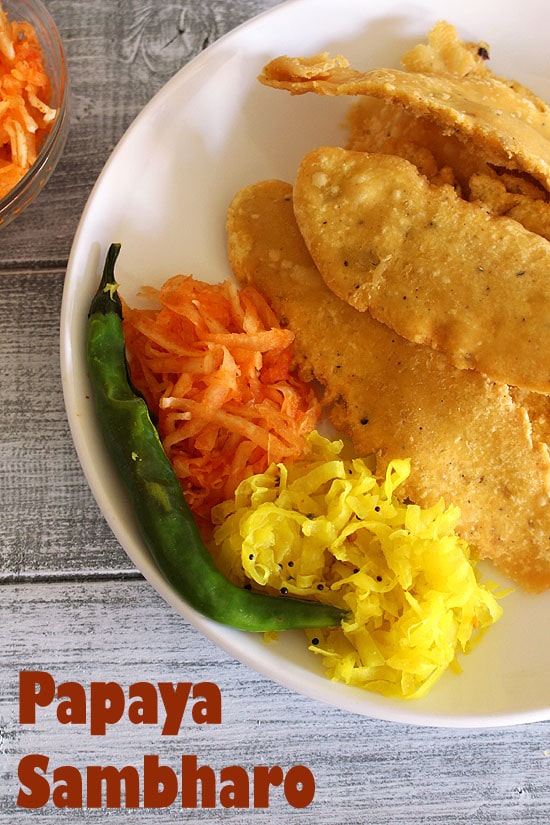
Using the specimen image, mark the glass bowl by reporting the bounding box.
[0,0,69,228]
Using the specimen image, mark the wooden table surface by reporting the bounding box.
[1,1,549,822]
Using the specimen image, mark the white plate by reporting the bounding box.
[61,0,550,727]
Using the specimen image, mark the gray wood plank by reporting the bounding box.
[2,579,549,823]
[0,270,130,577]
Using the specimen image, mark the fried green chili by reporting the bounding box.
[86,243,346,631]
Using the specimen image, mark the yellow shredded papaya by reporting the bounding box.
[122,275,321,530]
[211,431,504,699]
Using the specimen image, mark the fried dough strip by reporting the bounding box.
[292,146,550,393]
[346,97,486,195]
[468,172,550,241]
[400,20,492,79]
[259,53,550,190]
[401,20,547,110]
[509,388,550,447]
[346,100,550,237]
[226,179,550,593]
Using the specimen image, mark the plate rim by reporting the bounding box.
[60,0,550,728]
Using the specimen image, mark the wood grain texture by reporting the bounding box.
[2,581,550,824]
[1,1,549,822]
[0,270,130,577]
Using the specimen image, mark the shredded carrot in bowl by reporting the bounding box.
[122,275,321,530]
[0,1,57,200]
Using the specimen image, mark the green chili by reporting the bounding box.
[86,243,346,631]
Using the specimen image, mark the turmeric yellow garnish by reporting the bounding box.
[212,431,503,699]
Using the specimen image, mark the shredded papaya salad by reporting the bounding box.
[122,275,321,530]
[123,274,504,700]
[212,432,503,699]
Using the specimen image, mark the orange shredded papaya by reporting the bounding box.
[122,275,321,531]
[0,1,56,199]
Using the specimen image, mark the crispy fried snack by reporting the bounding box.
[344,22,550,230]
[292,146,550,393]
[509,388,550,448]
[468,172,550,241]
[226,179,550,593]
[346,100,550,238]
[400,20,546,106]
[259,43,550,191]
[400,20,491,77]
[346,98,479,195]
